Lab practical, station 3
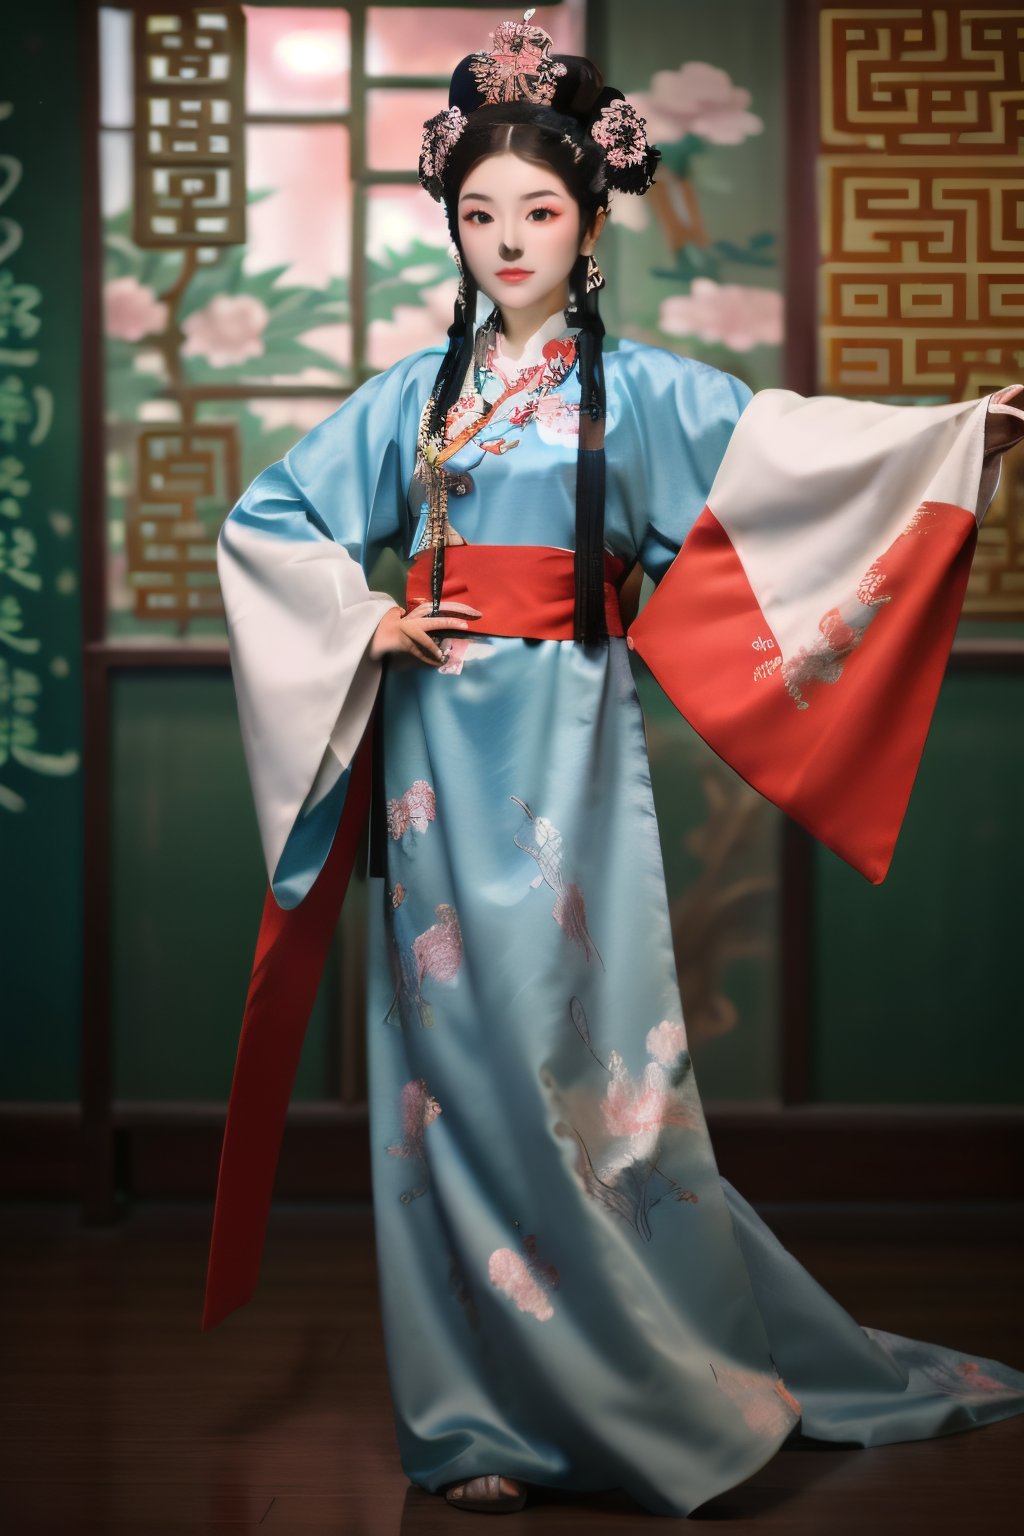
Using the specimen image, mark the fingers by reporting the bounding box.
[402,621,454,665]
[406,600,482,620]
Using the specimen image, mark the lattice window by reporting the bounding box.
[98,2,584,636]
[818,4,1024,617]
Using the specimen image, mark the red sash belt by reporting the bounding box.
[405,543,626,638]
[203,544,629,1331]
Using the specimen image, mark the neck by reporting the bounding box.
[497,284,570,361]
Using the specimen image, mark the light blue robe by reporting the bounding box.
[222,329,1024,1516]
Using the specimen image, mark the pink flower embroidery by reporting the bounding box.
[954,1361,1015,1394]
[601,1050,698,1146]
[386,1077,441,1161]
[659,279,783,352]
[488,1236,560,1322]
[413,903,463,985]
[180,294,269,368]
[645,1020,688,1066]
[713,1365,802,1436]
[103,276,168,342]
[533,393,580,445]
[387,779,436,839]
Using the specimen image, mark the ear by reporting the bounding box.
[579,205,608,258]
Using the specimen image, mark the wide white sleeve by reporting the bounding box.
[217,351,437,906]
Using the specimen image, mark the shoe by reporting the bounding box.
[444,1474,528,1513]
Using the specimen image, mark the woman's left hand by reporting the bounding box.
[985,385,1024,455]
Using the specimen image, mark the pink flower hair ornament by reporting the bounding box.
[417,19,660,203]
[590,96,659,194]
[418,106,469,203]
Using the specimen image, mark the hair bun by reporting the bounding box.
[550,55,605,118]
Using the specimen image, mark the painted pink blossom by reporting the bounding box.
[386,1077,442,1161]
[413,903,463,985]
[488,1247,556,1321]
[367,278,460,372]
[387,778,437,839]
[180,294,269,368]
[103,276,168,342]
[646,1019,688,1066]
[633,62,764,146]
[659,279,783,352]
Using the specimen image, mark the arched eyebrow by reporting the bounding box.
[458,188,567,204]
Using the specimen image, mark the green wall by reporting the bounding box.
[111,673,338,1101]
[813,673,1024,1104]
[1,1,83,1101]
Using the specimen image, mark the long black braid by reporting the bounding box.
[567,251,609,645]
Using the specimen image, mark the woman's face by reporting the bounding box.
[456,151,602,322]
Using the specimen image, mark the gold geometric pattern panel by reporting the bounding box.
[819,6,1024,617]
[132,5,246,248]
[822,7,1024,152]
[125,425,239,624]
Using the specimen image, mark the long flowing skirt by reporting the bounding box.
[366,637,1024,1517]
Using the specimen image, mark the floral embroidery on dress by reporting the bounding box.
[601,1049,700,1151]
[533,391,581,445]
[413,902,463,986]
[547,1000,700,1240]
[384,897,462,1029]
[711,1362,802,1436]
[782,503,949,710]
[865,1329,1020,1399]
[442,335,579,449]
[510,796,601,963]
[488,1233,560,1322]
[387,1077,442,1204]
[387,778,436,839]
[645,1019,689,1065]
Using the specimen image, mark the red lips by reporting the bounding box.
[496,268,533,281]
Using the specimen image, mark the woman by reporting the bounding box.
[206,19,1024,1517]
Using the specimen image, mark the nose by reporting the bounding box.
[498,240,524,262]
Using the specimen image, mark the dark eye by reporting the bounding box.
[462,209,492,225]
[528,207,558,222]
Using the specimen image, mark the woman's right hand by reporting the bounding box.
[369,600,482,666]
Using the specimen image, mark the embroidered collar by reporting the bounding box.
[490,309,579,376]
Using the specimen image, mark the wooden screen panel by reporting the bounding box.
[133,5,246,247]
[819,4,1024,617]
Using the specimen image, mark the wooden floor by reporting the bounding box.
[1,1201,1022,1534]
